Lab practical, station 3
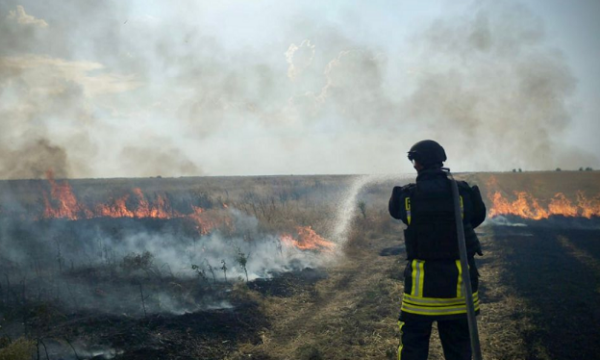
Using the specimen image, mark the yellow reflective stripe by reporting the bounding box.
[410,260,425,297]
[405,197,411,225]
[401,292,481,315]
[398,321,404,360]
[460,195,464,219]
[402,302,480,312]
[403,291,479,302]
[402,291,479,305]
[410,260,417,295]
[401,303,480,316]
[403,292,479,306]
[417,261,425,297]
[456,260,462,298]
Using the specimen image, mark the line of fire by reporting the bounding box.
[1,171,600,359]
[4,171,335,252]
[7,172,598,225]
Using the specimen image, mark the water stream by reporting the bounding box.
[330,173,413,246]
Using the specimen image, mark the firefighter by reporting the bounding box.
[389,140,486,360]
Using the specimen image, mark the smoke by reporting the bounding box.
[113,209,328,281]
[0,1,596,179]
[0,3,199,179]
[120,144,202,178]
[0,207,330,316]
[402,2,586,170]
[0,138,70,179]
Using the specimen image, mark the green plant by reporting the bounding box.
[205,260,217,282]
[221,259,228,282]
[237,251,249,283]
[191,264,207,282]
[358,201,367,219]
[121,251,154,273]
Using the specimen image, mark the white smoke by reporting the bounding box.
[1,1,596,179]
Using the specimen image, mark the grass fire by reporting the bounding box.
[2,1,600,359]
[1,171,600,359]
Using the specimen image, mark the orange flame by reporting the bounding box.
[43,170,92,220]
[41,173,230,235]
[576,191,600,219]
[488,191,548,220]
[188,205,232,235]
[488,189,600,220]
[280,226,336,252]
[548,193,579,217]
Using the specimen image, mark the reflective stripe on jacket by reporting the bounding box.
[400,258,479,318]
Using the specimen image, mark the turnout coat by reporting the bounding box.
[389,168,486,321]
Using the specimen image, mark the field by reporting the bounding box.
[0,171,599,359]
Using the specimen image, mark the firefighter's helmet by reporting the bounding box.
[407,140,447,166]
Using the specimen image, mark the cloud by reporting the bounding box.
[285,40,315,81]
[0,55,141,96]
[7,5,48,28]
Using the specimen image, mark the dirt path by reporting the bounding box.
[232,232,402,359]
[227,225,535,360]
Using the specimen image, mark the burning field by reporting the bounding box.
[0,171,599,359]
[0,173,346,359]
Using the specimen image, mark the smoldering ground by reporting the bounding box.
[0,208,333,317]
[1,1,597,179]
[0,173,375,359]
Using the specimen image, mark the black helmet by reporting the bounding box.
[407,140,447,166]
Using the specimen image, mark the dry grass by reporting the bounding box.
[466,171,600,202]
[224,219,535,360]
[229,227,404,360]
[0,338,36,360]
[2,172,599,359]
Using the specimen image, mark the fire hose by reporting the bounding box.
[445,168,483,360]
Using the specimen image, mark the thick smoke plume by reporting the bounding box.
[402,3,593,170]
[0,1,596,179]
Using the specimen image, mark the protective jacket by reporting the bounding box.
[389,168,486,320]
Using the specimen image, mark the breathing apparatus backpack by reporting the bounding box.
[404,179,464,260]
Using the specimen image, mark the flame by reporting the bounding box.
[280,226,335,252]
[40,172,230,235]
[487,176,600,220]
[548,193,579,217]
[188,205,232,235]
[576,191,600,219]
[43,170,92,220]
[96,195,134,218]
[488,191,549,220]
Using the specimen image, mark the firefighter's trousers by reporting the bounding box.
[398,317,471,360]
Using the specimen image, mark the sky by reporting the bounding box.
[0,0,598,178]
